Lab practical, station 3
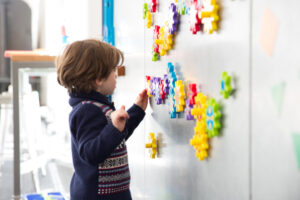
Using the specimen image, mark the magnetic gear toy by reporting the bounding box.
[150,77,157,96]
[146,76,153,97]
[146,11,152,29]
[154,77,163,104]
[143,3,149,19]
[191,92,207,123]
[155,27,165,56]
[167,62,177,96]
[169,94,177,118]
[155,25,173,56]
[163,74,170,95]
[152,25,160,61]
[185,84,197,120]
[187,84,197,105]
[145,132,158,159]
[185,99,194,120]
[152,50,159,61]
[189,0,201,34]
[206,98,221,138]
[177,0,186,15]
[167,63,177,118]
[198,0,219,34]
[164,26,174,52]
[168,3,179,35]
[190,121,209,161]
[220,71,232,99]
[151,0,158,13]
[174,80,186,112]
[159,79,166,101]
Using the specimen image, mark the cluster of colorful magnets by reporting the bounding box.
[143,0,158,29]
[189,95,221,160]
[145,63,231,161]
[144,0,220,61]
[151,3,180,61]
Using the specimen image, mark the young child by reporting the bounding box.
[56,39,148,200]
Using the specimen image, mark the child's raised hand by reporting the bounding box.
[135,89,148,111]
[110,105,130,132]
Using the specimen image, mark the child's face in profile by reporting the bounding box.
[95,68,118,95]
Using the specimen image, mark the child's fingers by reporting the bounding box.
[138,90,147,102]
[139,89,147,97]
[122,112,130,119]
[117,110,129,120]
[120,105,126,110]
[142,88,147,96]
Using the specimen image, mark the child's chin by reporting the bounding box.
[109,91,114,95]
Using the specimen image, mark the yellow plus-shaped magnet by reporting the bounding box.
[145,132,157,159]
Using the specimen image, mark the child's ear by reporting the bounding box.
[95,79,103,87]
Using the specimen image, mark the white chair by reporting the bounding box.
[0,87,12,174]
[0,84,47,192]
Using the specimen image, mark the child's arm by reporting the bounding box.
[125,89,148,140]
[71,104,127,165]
[110,105,130,132]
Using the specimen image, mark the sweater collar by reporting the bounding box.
[69,90,112,107]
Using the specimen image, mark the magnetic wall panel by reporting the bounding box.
[143,1,250,199]
[115,0,300,199]
[251,0,300,199]
[113,0,146,198]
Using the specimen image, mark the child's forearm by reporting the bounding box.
[73,107,127,165]
[77,122,125,165]
[125,104,146,140]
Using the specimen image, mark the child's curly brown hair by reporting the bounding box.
[56,39,124,93]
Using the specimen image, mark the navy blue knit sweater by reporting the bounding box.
[68,91,145,200]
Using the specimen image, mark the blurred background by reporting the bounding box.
[1,0,300,200]
[0,0,102,199]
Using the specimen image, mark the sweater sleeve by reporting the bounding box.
[71,104,126,165]
[125,104,146,140]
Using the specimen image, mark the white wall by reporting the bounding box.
[24,0,102,51]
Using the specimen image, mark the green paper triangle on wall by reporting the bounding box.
[292,133,300,169]
[271,82,285,116]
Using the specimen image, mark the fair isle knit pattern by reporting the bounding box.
[82,101,130,195]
